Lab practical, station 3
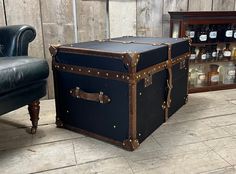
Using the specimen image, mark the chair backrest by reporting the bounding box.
[0,25,36,57]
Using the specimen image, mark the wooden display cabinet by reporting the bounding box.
[169,11,236,93]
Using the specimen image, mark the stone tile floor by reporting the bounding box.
[1,89,236,174]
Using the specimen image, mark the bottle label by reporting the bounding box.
[189,31,195,38]
[226,30,233,37]
[234,32,236,39]
[201,54,206,60]
[209,31,217,39]
[212,51,217,57]
[190,54,196,60]
[228,70,235,76]
[211,75,219,82]
[223,51,231,57]
[198,74,206,80]
[199,34,207,41]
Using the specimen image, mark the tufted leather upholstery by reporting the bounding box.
[0,25,49,133]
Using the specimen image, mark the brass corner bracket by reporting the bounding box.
[49,44,61,56]
[124,52,141,68]
[123,139,140,151]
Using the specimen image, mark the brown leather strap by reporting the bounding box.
[70,87,111,104]
[164,44,173,121]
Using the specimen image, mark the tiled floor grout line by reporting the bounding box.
[166,112,236,125]
[0,136,85,152]
[29,164,77,174]
[202,141,234,167]
[196,166,235,174]
[72,141,78,165]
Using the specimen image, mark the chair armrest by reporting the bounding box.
[0,25,36,57]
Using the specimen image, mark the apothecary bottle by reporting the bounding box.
[198,25,208,43]
[208,64,220,85]
[189,47,197,63]
[198,47,207,62]
[187,25,196,43]
[196,66,207,86]
[208,24,218,43]
[211,45,217,61]
[225,24,233,42]
[223,44,232,61]
[189,68,198,86]
[222,62,236,84]
[233,24,236,42]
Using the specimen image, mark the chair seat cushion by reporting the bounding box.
[0,56,49,94]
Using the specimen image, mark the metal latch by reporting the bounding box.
[144,73,153,87]
[180,60,186,69]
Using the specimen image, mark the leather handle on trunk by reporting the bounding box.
[70,87,111,104]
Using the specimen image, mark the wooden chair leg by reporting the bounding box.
[28,100,40,134]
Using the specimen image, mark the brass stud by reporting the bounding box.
[116,75,119,78]
[106,73,109,76]
[79,69,81,71]
[71,68,73,70]
[63,66,65,69]
[122,75,125,79]
[129,139,132,142]
[127,77,130,80]
[88,70,91,73]
[97,72,100,75]
[70,90,72,94]
[108,99,111,102]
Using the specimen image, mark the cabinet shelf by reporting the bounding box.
[189,83,236,93]
[189,59,236,65]
[191,42,235,47]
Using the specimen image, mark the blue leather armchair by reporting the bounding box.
[0,25,49,133]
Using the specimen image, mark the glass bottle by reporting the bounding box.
[196,65,207,86]
[211,45,218,61]
[223,44,232,61]
[232,48,236,60]
[198,47,207,62]
[187,25,196,43]
[218,49,224,61]
[189,47,197,63]
[198,25,208,43]
[225,24,233,42]
[208,64,220,85]
[206,46,211,62]
[189,68,198,87]
[208,24,218,43]
[222,62,236,84]
[233,24,236,42]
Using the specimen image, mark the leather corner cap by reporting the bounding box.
[0,56,49,94]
